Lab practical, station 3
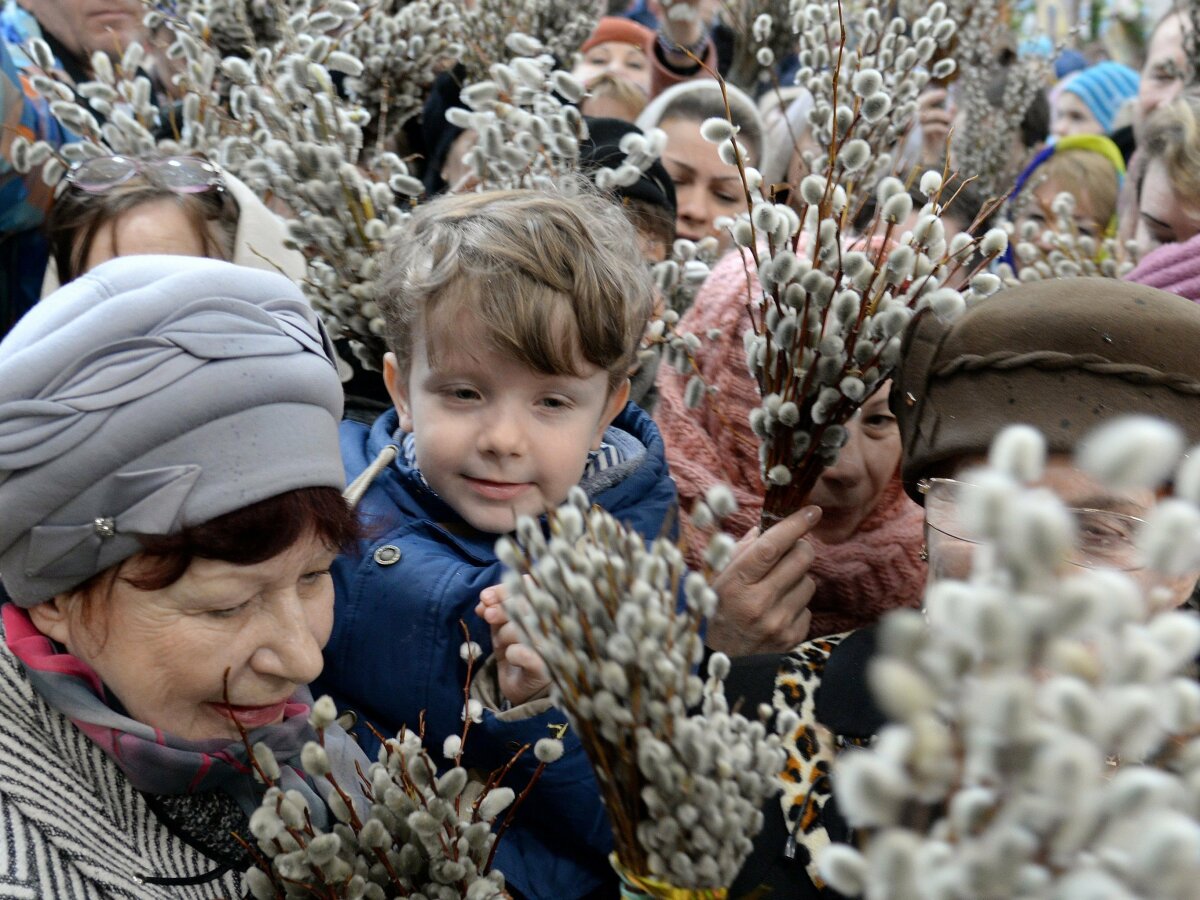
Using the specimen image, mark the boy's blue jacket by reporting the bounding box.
[315,402,678,900]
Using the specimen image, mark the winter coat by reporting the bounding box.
[1,1,73,331]
[0,633,247,898]
[315,402,678,900]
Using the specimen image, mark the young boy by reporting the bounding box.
[315,188,677,899]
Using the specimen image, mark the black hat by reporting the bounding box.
[419,65,467,197]
[580,117,677,218]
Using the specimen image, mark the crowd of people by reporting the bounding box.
[0,1,1199,898]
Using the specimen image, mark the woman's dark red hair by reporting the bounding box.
[127,486,359,591]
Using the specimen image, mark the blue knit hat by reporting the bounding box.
[1060,61,1140,133]
[1054,49,1087,81]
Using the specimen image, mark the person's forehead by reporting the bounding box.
[948,454,1152,510]
[1039,462,1154,513]
[589,40,644,56]
[1146,15,1187,65]
[1057,92,1089,113]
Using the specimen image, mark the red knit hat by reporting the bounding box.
[580,16,654,54]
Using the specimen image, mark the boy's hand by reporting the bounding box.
[477,585,552,707]
[707,506,821,657]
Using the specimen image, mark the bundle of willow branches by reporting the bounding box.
[710,0,1008,525]
[498,486,795,891]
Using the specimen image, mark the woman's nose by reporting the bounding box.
[676,185,710,231]
[818,423,866,487]
[253,595,328,685]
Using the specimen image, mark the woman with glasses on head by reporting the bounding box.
[727,277,1200,899]
[41,154,304,290]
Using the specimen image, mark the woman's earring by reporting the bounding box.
[919,543,928,562]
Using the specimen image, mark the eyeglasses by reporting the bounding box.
[919,477,1146,573]
[66,155,224,194]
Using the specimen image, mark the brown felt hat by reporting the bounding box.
[892,277,1200,502]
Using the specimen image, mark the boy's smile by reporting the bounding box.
[463,477,534,502]
[383,314,629,535]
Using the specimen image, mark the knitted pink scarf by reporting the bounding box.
[654,249,927,637]
[1125,231,1200,303]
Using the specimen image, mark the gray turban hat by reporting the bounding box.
[0,255,346,607]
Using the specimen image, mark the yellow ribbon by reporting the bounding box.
[610,854,730,900]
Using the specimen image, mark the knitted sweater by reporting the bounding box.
[0,636,245,898]
[654,249,928,637]
[1124,231,1200,303]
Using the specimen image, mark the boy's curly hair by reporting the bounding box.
[378,186,654,393]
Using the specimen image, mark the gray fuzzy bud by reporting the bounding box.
[28,38,55,71]
[325,51,363,77]
[252,742,281,782]
[851,68,883,97]
[221,56,254,84]
[41,157,66,186]
[306,832,342,865]
[478,787,515,821]
[535,738,565,763]
[551,71,586,104]
[799,174,825,206]
[705,484,737,518]
[882,192,913,224]
[301,742,331,778]
[9,137,30,173]
[767,465,793,486]
[838,139,870,172]
[437,767,468,800]
[700,117,738,144]
[309,695,337,730]
[861,92,892,123]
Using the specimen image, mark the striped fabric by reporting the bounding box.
[0,638,245,898]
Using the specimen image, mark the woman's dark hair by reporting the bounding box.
[127,486,360,591]
[45,179,238,284]
[67,486,359,639]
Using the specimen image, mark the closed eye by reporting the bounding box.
[300,569,331,585]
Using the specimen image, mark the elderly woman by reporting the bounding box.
[729,277,1200,899]
[0,255,361,895]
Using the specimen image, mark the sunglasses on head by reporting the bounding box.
[66,155,224,195]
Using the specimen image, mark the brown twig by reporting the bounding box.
[484,759,550,873]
